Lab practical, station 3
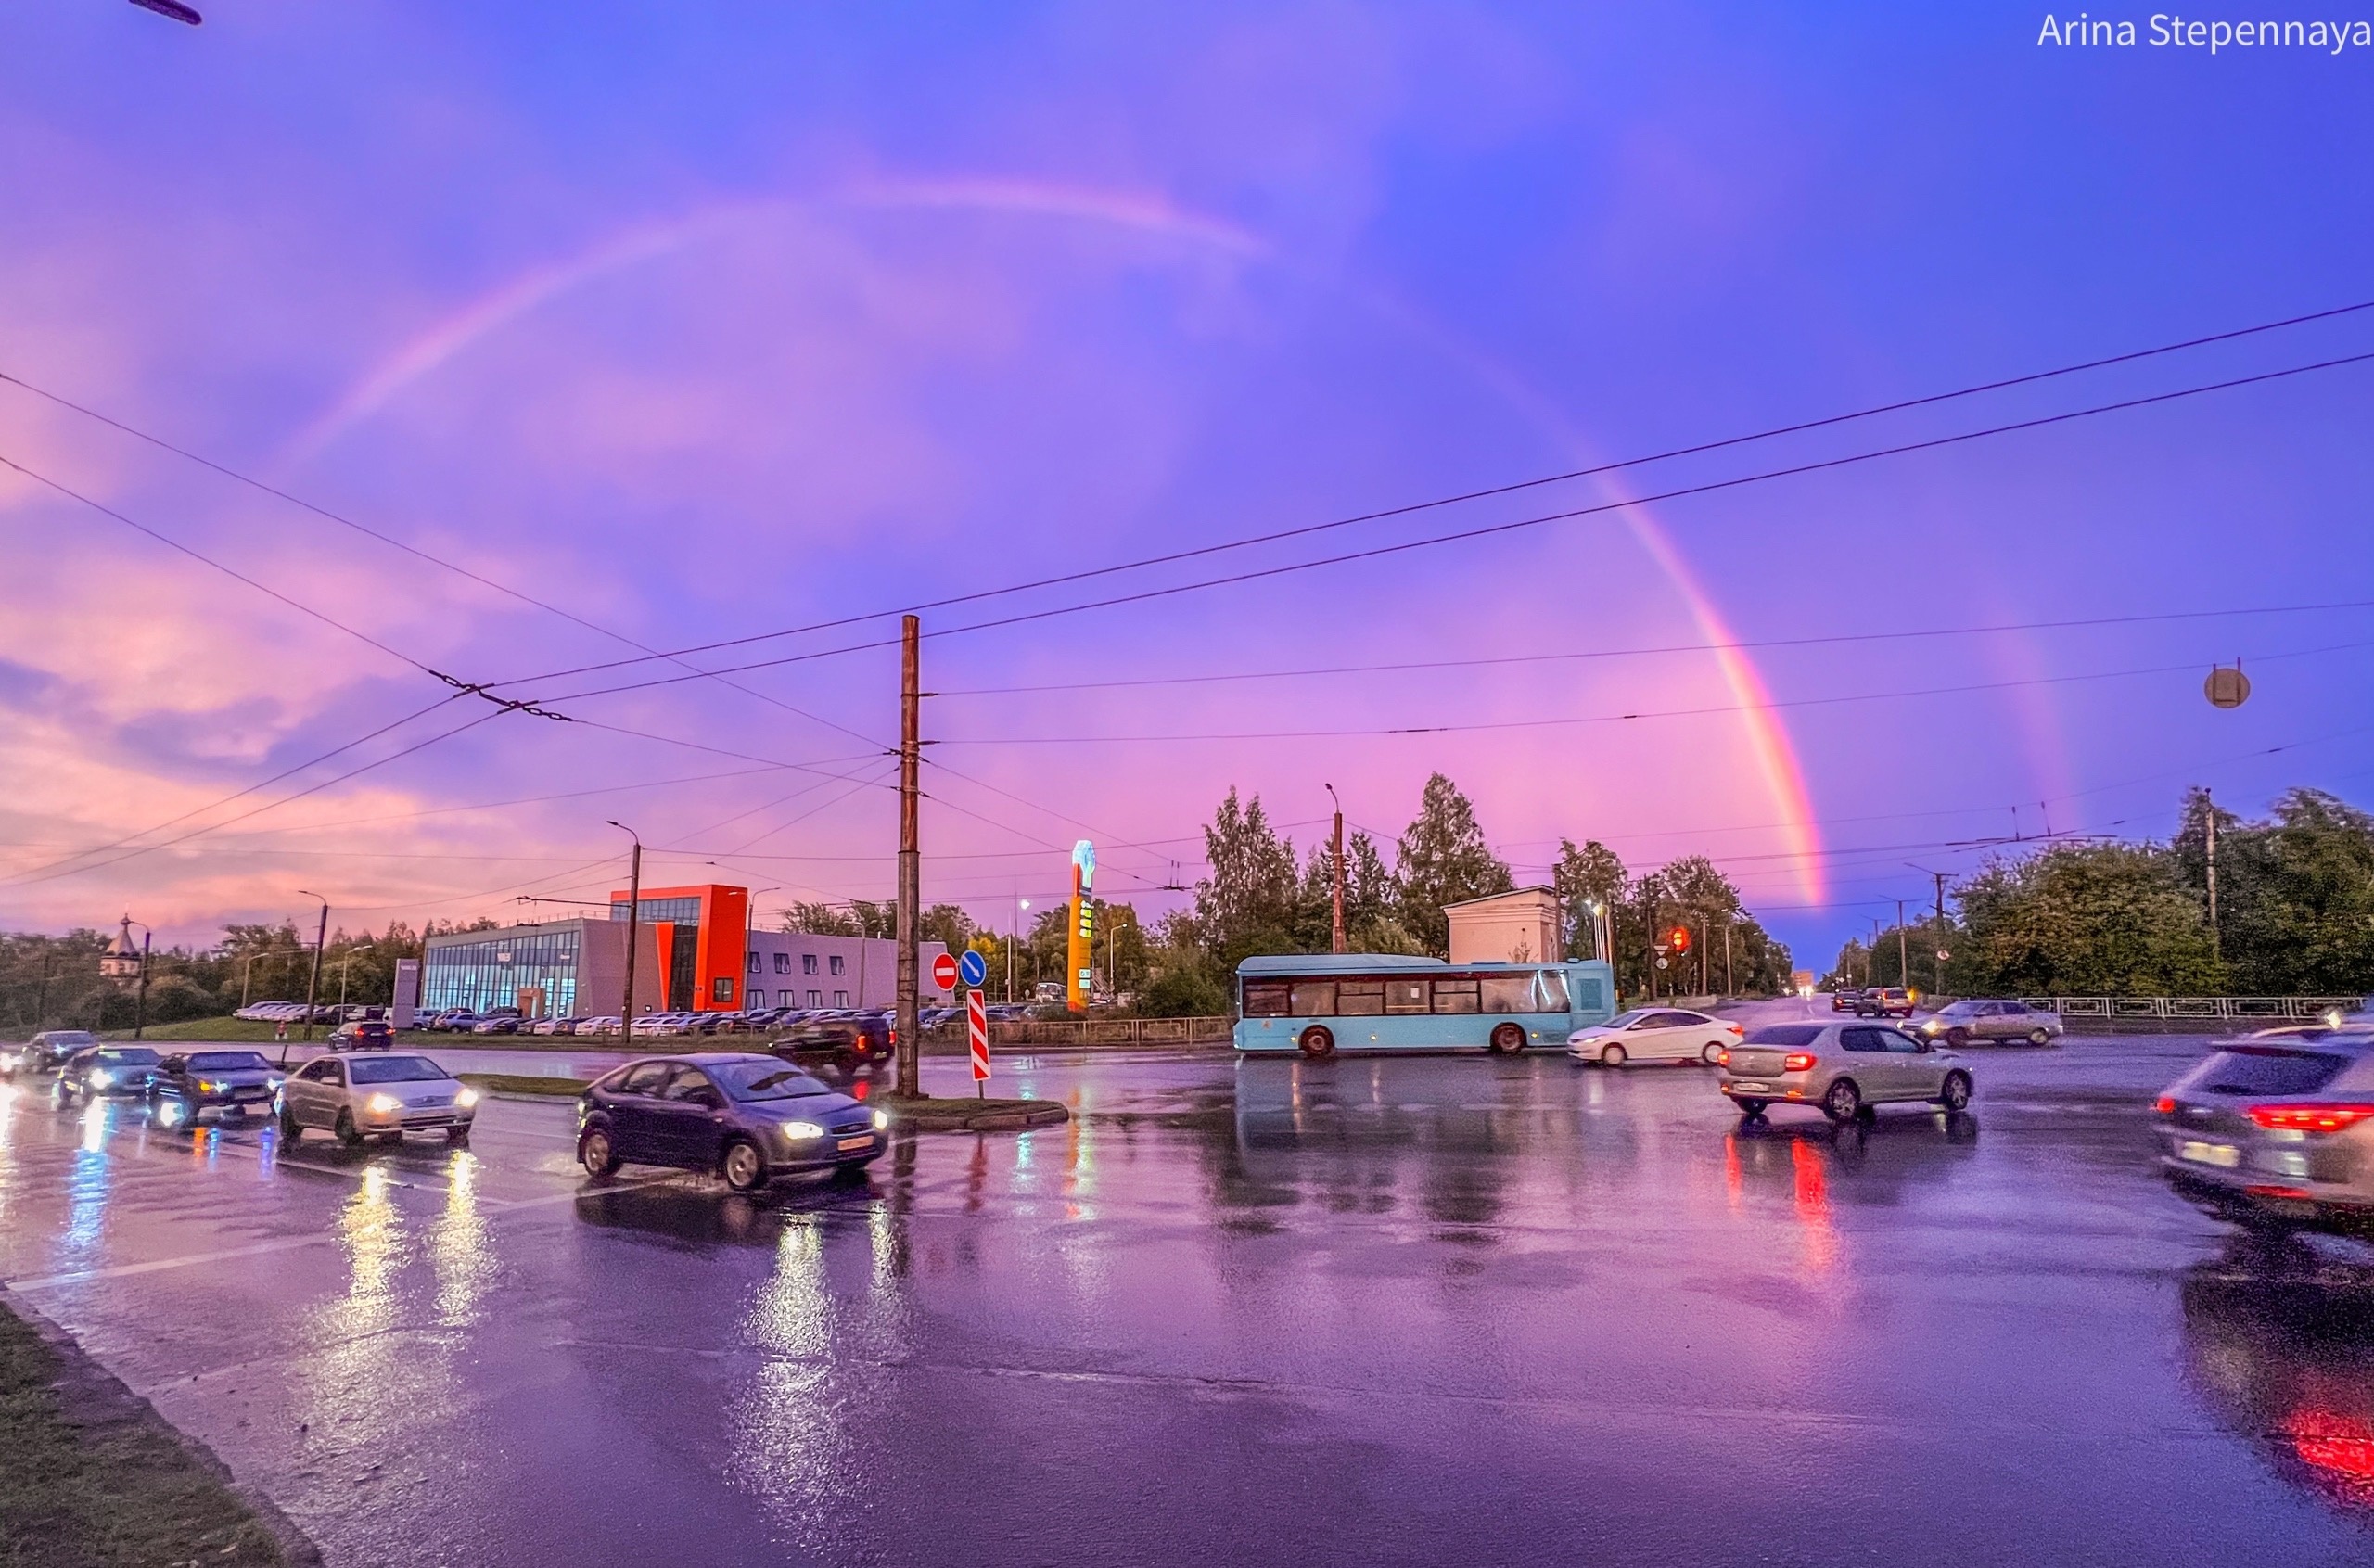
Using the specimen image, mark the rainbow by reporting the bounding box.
[275,174,1827,901]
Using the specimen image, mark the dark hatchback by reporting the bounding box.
[774,1013,895,1070]
[575,1052,887,1193]
[149,1050,281,1125]
[53,1046,165,1104]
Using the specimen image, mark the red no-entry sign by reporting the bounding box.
[932,950,958,991]
[966,990,990,1083]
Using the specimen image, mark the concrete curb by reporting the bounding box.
[0,1284,325,1568]
[887,1099,1071,1133]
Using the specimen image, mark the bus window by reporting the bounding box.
[1385,979,1428,1015]
[1572,974,1604,1012]
[1244,982,1292,1017]
[1336,981,1385,1015]
[1479,975,1532,1013]
[1535,970,1570,1012]
[1432,978,1480,1013]
[1289,980,1337,1016]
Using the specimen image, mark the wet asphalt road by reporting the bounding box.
[3,1013,2372,1566]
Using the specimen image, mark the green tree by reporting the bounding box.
[1191,788,1301,964]
[1395,772,1512,956]
[1956,843,2219,995]
[2173,785,2374,994]
[1551,839,1627,960]
[781,902,860,937]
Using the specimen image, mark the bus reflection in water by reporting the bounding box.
[1232,953,1618,1058]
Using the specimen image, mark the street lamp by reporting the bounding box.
[1324,783,1346,954]
[608,822,644,1032]
[1011,897,1029,1004]
[293,891,328,1064]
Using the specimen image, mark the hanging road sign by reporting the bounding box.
[2204,664,2251,708]
[932,950,959,991]
[966,990,990,1084]
[958,948,988,989]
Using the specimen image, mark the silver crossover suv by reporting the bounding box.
[2157,1030,2374,1233]
[1719,1022,1973,1124]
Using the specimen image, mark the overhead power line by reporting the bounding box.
[471,296,2374,692]
[517,346,2374,707]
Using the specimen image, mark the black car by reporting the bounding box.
[148,1050,282,1125]
[53,1046,165,1105]
[575,1052,887,1193]
[773,1013,895,1070]
[1832,988,1865,1013]
[327,1019,395,1051]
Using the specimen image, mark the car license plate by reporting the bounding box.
[2180,1141,2241,1169]
[836,1135,873,1153]
[1731,1082,1770,1093]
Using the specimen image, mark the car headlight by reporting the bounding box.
[90,1069,113,1087]
[198,1079,223,1092]
[782,1120,826,1141]
[872,1109,889,1129]
[454,1087,480,1109]
[364,1092,402,1115]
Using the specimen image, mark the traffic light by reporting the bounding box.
[1669,925,1691,954]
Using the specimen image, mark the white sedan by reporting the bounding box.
[1569,1008,1745,1067]
[277,1052,479,1147]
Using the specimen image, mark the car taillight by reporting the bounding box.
[1782,1052,1817,1072]
[2153,1096,2176,1115]
[1727,1023,1744,1036]
[887,1028,897,1046]
[1715,1049,1729,1067]
[2246,1103,2374,1133]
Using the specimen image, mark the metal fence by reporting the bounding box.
[923,1015,1235,1049]
[2022,995,2365,1031]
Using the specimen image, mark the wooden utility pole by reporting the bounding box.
[1896,899,1908,992]
[1325,784,1346,954]
[896,615,923,1099]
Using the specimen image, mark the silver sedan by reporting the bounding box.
[1719,1022,1973,1123]
[277,1052,479,1147]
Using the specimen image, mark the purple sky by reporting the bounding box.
[4,3,2372,969]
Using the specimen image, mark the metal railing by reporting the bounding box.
[923,1015,1235,1049]
[2023,995,2365,1024]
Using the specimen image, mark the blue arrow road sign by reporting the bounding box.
[958,948,989,988]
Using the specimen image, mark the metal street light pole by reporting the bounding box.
[1010,897,1028,1003]
[607,822,643,1037]
[294,892,328,1064]
[128,921,153,1041]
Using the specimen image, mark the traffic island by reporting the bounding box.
[0,1289,320,1567]
[880,1092,1069,1132]
[455,1072,588,1100]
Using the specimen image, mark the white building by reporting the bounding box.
[1444,886,1564,965]
[741,930,952,1012]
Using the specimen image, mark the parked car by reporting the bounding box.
[327,1019,394,1051]
[772,1013,896,1070]
[53,1046,166,1105]
[1717,1022,1972,1124]
[1855,987,1916,1018]
[3,1029,98,1077]
[1831,988,1865,1013]
[574,1053,887,1192]
[426,1009,478,1032]
[576,1015,621,1037]
[1914,999,2063,1047]
[530,1016,581,1036]
[1566,1008,1743,1067]
[148,1050,283,1126]
[2155,1030,2374,1234]
[276,1052,478,1147]
[469,1015,521,1035]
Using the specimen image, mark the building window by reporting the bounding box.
[748,990,766,1008]
[808,989,822,1007]
[747,952,761,973]
[803,954,819,975]
[834,990,849,1007]
[829,955,846,976]
[773,952,791,974]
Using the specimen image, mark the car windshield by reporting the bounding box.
[710,1060,829,1102]
[2188,1045,2354,1098]
[47,1032,96,1046]
[187,1052,271,1072]
[1940,1001,1979,1016]
[1604,1010,1652,1027]
[1745,1025,1824,1048]
[100,1048,161,1065]
[347,1055,454,1085]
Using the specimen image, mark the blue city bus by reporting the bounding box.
[1232,953,1618,1056]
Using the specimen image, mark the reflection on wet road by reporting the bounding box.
[1,1039,2369,1566]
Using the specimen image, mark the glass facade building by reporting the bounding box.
[420,924,586,1016]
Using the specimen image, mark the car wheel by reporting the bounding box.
[579,1127,621,1178]
[1945,1027,1971,1048]
[1938,1071,1972,1112]
[278,1103,303,1143]
[1488,1023,1525,1054]
[1701,1041,1725,1065]
[1734,1098,1768,1119]
[333,1109,364,1149]
[721,1139,768,1194]
[2027,1027,2052,1047]
[1600,1044,1627,1068]
[1298,1026,1335,1059]
[1822,1077,1862,1125]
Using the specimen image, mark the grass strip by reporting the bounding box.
[455,1073,587,1098]
[0,1293,308,1567]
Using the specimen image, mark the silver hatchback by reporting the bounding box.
[1719,1021,1973,1124]
[2156,1030,2374,1232]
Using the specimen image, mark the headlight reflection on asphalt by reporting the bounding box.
[430,1153,493,1327]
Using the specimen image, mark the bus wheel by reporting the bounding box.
[1298,1026,1335,1059]
[1488,1023,1526,1054]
